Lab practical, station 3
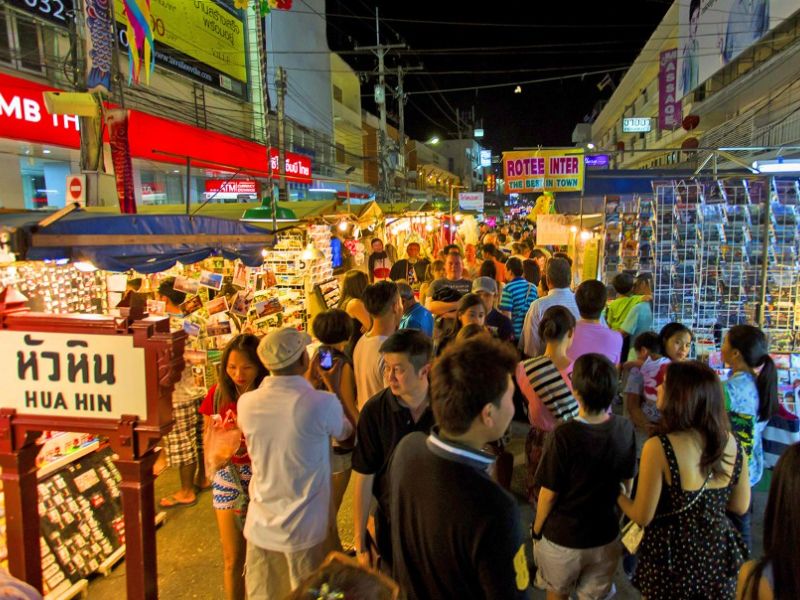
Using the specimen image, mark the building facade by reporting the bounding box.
[587,1,800,171]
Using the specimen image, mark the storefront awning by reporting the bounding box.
[2,211,276,273]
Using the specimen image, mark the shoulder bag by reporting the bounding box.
[621,469,712,555]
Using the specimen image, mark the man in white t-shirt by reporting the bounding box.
[238,328,353,600]
[353,281,402,409]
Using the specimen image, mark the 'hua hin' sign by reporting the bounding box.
[1,330,147,419]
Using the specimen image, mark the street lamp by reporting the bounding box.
[448,184,467,243]
[427,136,440,145]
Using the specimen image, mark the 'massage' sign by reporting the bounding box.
[1,331,147,419]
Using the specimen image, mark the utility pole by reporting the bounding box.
[254,9,276,231]
[356,8,404,205]
[396,64,422,203]
[275,66,288,202]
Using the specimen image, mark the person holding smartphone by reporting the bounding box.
[305,309,359,550]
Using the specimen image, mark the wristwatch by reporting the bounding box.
[530,527,542,541]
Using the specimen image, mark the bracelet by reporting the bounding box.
[531,528,542,541]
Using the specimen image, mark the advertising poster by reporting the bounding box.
[677,0,799,96]
[503,149,585,194]
[114,0,247,92]
[659,49,681,130]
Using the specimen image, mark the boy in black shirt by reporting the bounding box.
[388,337,530,600]
[532,353,636,599]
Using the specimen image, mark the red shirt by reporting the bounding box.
[199,384,250,465]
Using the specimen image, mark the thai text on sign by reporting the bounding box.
[1,331,148,419]
[502,149,585,193]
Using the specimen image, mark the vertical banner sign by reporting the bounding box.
[84,0,114,95]
[106,109,137,214]
[659,49,681,130]
[502,149,584,194]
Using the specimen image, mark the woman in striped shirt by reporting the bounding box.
[515,305,578,507]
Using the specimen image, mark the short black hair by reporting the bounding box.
[538,305,575,342]
[523,259,540,286]
[612,272,635,295]
[479,259,497,279]
[546,257,572,289]
[444,244,461,256]
[575,279,607,319]
[363,281,399,317]
[572,353,618,413]
[371,238,383,247]
[553,251,573,266]
[396,281,415,301]
[497,233,507,244]
[482,243,497,258]
[431,336,518,434]
[633,331,661,353]
[312,309,353,345]
[531,248,547,260]
[158,277,187,307]
[379,329,433,372]
[506,256,523,278]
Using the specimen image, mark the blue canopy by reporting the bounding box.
[4,212,275,273]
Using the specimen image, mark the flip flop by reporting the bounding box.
[159,494,198,509]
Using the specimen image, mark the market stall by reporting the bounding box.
[0,207,337,598]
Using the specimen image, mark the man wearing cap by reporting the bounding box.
[237,328,354,600]
[472,276,514,343]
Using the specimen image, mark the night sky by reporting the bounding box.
[324,0,672,153]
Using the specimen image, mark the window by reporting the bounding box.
[333,85,343,103]
[0,9,44,73]
[0,11,10,64]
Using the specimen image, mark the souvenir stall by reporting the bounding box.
[600,177,800,432]
[0,210,333,598]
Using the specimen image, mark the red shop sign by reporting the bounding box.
[204,179,259,195]
[0,73,313,183]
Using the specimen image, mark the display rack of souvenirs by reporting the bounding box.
[602,195,652,282]
[649,177,800,354]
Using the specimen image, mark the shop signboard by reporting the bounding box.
[0,73,313,182]
[622,117,652,133]
[658,49,681,130]
[502,149,584,193]
[205,179,259,196]
[479,149,492,167]
[7,0,76,28]
[677,0,798,96]
[458,191,484,211]
[0,330,148,420]
[114,0,247,93]
[585,154,610,169]
[536,214,571,246]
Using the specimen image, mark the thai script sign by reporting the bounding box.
[1,330,147,419]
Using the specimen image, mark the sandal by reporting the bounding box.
[159,494,198,509]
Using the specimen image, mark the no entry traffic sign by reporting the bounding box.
[66,174,86,206]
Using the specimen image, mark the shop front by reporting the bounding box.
[0,72,313,210]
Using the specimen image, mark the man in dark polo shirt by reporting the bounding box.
[351,329,434,571]
[388,336,530,600]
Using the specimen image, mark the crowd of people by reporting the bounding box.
[154,222,799,600]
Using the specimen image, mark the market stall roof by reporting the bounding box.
[120,200,341,223]
[0,210,276,273]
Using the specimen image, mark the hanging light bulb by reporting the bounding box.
[338,220,349,232]
[425,223,433,232]
[580,230,592,241]
[301,242,325,261]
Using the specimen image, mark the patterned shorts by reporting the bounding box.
[212,463,252,511]
[163,398,200,468]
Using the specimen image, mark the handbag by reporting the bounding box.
[203,387,243,476]
[621,470,712,555]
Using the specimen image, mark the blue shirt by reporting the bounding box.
[399,302,434,337]
[620,301,653,360]
[725,371,766,487]
[499,277,537,339]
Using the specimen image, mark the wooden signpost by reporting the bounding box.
[0,305,186,599]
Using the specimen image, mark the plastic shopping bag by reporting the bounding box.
[204,410,242,475]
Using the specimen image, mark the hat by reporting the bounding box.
[258,328,311,370]
[471,276,497,295]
